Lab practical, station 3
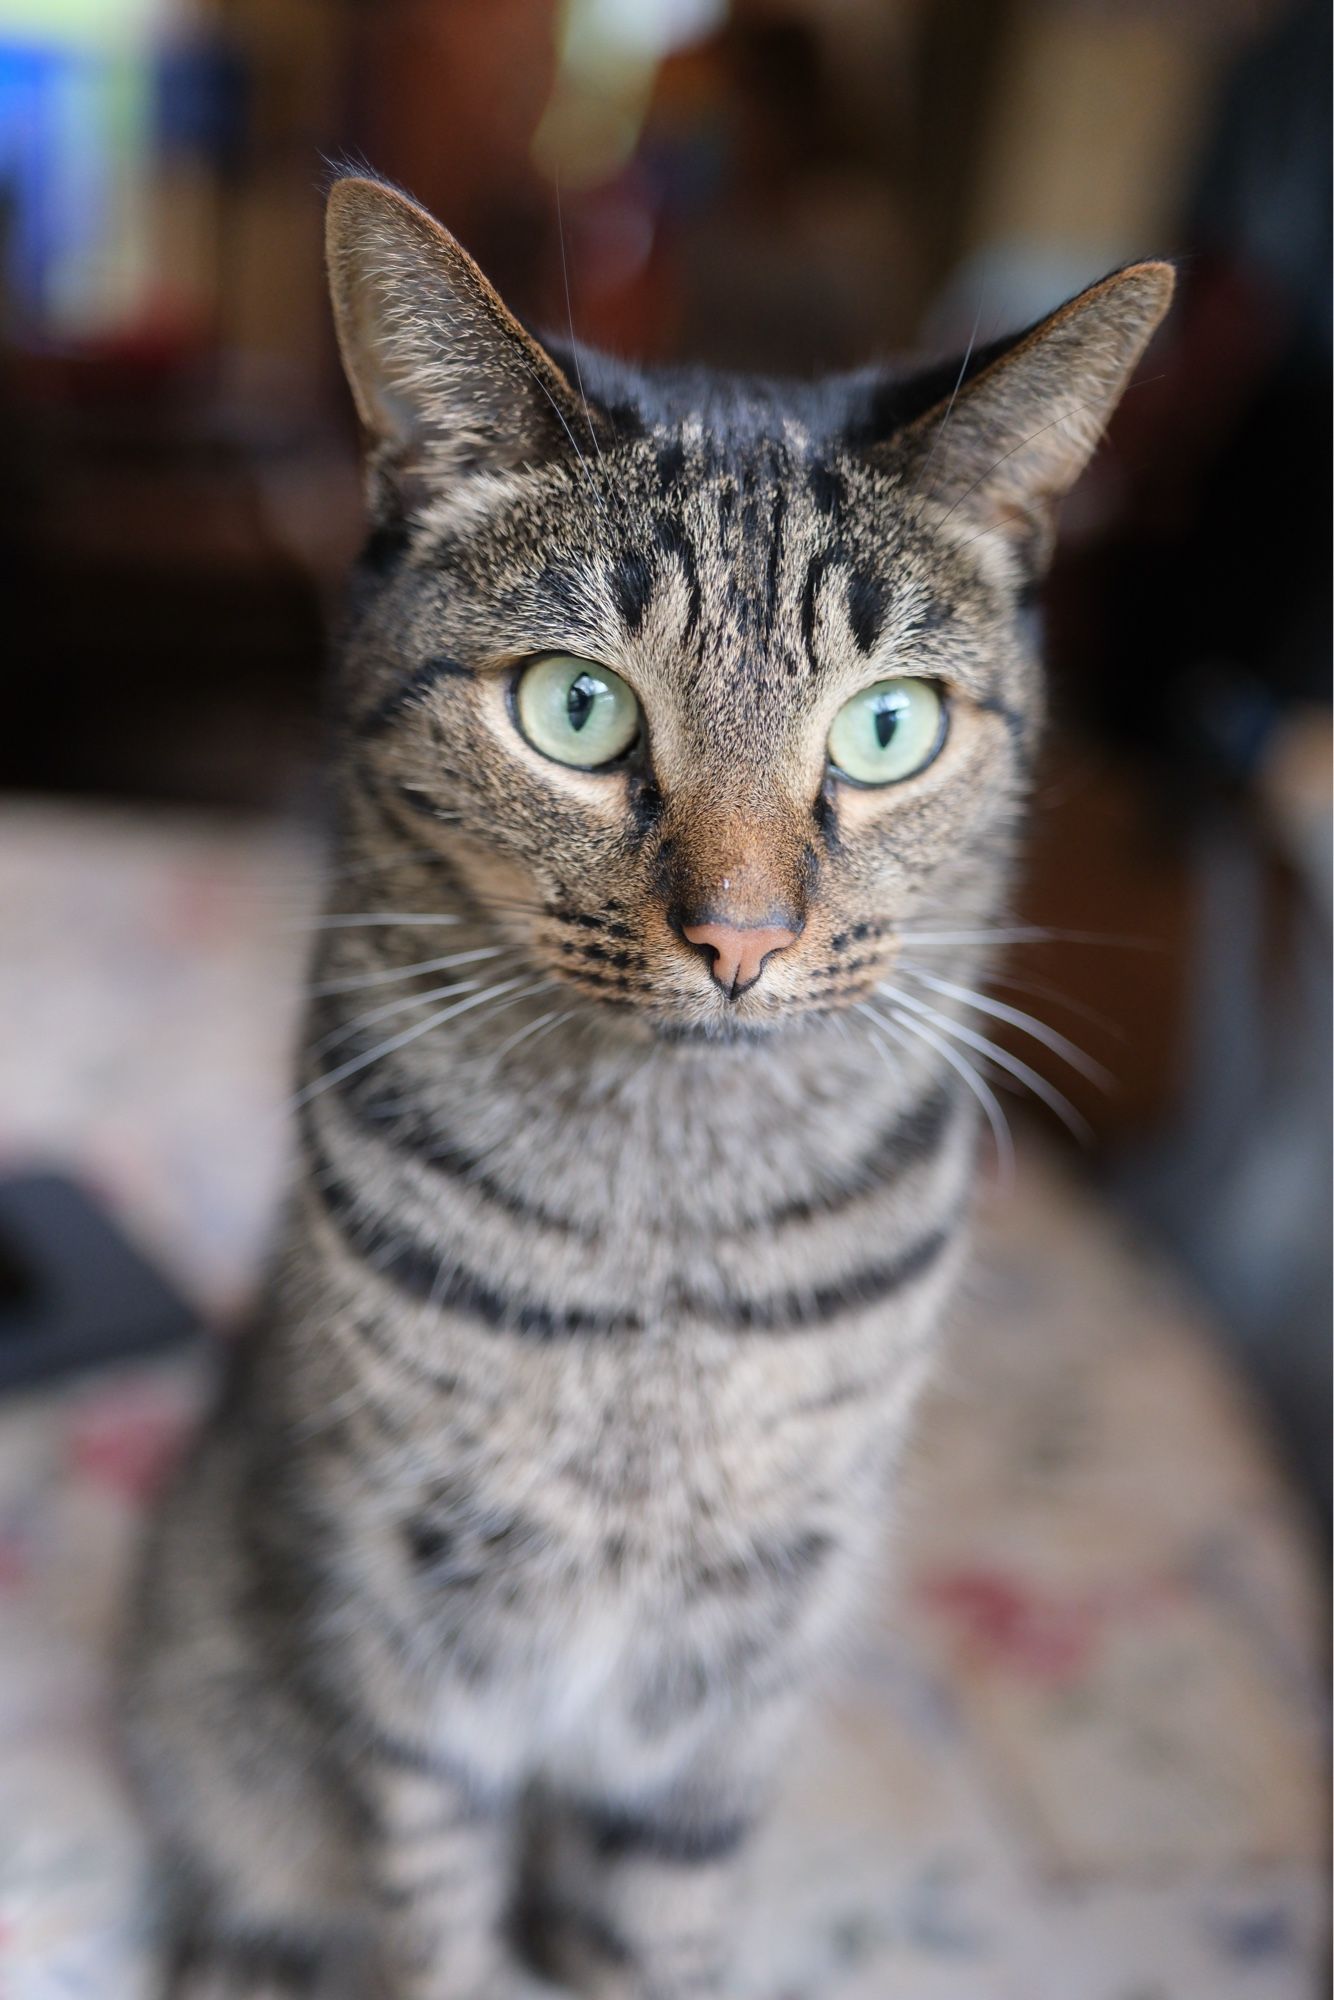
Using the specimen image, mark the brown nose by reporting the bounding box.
[681,919,801,998]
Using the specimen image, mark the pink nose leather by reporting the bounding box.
[681,919,800,997]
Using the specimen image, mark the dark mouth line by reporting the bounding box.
[548,962,878,1019]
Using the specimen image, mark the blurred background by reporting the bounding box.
[0,7,1328,1989]
[0,0,1328,1491]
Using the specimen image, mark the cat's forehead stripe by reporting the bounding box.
[378,416,1015,712]
[845,571,887,656]
[606,548,655,636]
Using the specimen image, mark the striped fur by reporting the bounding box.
[122,177,1172,1998]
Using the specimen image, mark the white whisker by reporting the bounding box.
[853,1004,905,1081]
[859,1001,1014,1187]
[926,384,1155,538]
[460,977,567,1044]
[880,985,1091,1143]
[895,925,1059,947]
[513,337,607,514]
[952,965,1124,1039]
[292,974,535,1110]
[488,996,571,1061]
[310,976,488,1058]
[311,945,506,996]
[905,969,1112,1086]
[908,283,987,506]
[290,912,466,932]
[554,175,604,467]
[894,924,1151,951]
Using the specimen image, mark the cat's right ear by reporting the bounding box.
[325,175,599,519]
[879,261,1174,576]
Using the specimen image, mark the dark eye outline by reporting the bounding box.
[508,654,645,774]
[826,677,950,789]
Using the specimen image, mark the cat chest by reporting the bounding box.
[354,1320,898,1642]
[368,1311,897,1545]
[322,1322,905,1774]
[382,1417,867,1768]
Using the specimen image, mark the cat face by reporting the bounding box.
[327,177,1171,1039]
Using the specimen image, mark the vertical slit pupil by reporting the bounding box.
[873,697,901,750]
[567,675,597,732]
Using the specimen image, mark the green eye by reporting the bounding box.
[827,677,946,787]
[513,654,641,770]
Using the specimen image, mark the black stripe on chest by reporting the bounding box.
[755,1082,956,1229]
[306,1035,959,1249]
[307,1128,958,1341]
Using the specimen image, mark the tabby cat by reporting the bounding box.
[123,174,1172,2000]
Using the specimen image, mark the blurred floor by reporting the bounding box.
[0,798,1323,2000]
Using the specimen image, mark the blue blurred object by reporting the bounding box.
[154,30,250,176]
[0,36,108,329]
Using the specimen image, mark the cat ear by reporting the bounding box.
[893,261,1174,570]
[326,175,598,516]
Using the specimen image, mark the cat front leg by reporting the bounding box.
[540,1798,754,1999]
[359,1752,526,2000]
[530,1694,795,2000]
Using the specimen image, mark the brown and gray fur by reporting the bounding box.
[122,176,1172,2000]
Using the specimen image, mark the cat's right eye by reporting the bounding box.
[513,655,641,770]
[827,677,946,787]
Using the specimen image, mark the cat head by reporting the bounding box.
[325,174,1171,1040]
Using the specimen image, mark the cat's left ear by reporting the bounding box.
[326,174,601,517]
[891,261,1175,570]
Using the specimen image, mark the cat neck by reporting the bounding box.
[308,963,943,1242]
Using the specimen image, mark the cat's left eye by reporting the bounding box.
[827,677,947,787]
[513,655,641,770]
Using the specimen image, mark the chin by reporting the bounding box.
[648,997,839,1044]
[651,1017,774,1046]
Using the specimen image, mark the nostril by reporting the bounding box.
[680,918,801,998]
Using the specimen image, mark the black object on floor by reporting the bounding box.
[0,1172,199,1394]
